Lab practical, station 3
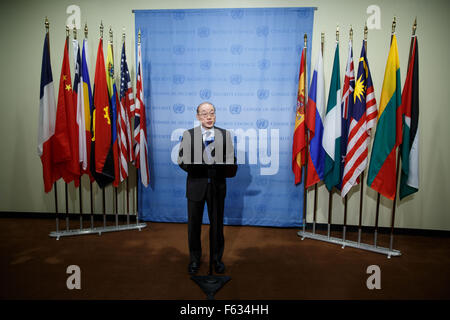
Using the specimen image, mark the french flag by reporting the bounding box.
[38,33,57,193]
[305,45,326,188]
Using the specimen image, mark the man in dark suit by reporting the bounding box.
[178,101,237,275]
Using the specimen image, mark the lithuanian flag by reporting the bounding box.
[367,34,402,200]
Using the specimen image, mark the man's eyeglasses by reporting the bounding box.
[198,111,216,117]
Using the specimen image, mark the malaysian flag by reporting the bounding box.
[341,40,377,197]
[118,42,135,181]
[134,40,149,187]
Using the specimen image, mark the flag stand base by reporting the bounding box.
[49,223,147,240]
[298,230,401,258]
[191,275,231,300]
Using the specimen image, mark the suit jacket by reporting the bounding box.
[178,126,237,201]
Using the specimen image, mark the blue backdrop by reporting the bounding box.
[135,7,315,227]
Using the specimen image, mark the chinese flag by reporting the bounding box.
[53,37,80,186]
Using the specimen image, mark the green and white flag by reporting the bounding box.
[323,42,342,191]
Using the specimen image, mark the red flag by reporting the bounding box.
[53,38,80,186]
[90,38,115,188]
[292,47,307,185]
[94,39,111,172]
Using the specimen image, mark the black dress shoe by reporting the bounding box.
[214,261,225,274]
[188,261,200,275]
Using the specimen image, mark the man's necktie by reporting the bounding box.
[204,131,214,163]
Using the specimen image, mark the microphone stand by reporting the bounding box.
[191,165,231,300]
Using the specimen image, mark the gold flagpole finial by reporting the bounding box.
[100,21,104,39]
[122,27,126,43]
[138,29,141,44]
[73,26,77,40]
[304,33,307,48]
[84,23,88,39]
[336,25,339,42]
[412,17,417,36]
[45,17,49,34]
[364,22,368,41]
[321,32,324,54]
[109,26,113,43]
[392,16,397,34]
[65,25,69,38]
[350,25,353,42]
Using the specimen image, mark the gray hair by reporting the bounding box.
[196,101,216,114]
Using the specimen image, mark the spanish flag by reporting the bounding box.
[367,34,402,200]
[292,46,307,185]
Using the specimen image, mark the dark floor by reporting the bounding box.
[1,217,450,300]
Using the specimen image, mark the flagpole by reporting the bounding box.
[358,23,368,245]
[99,21,107,229]
[79,178,83,230]
[136,29,141,225]
[84,22,94,230]
[313,32,325,235]
[109,26,119,229]
[54,181,59,232]
[73,26,84,231]
[103,187,106,228]
[374,17,397,248]
[123,28,131,226]
[115,187,119,227]
[390,160,401,253]
[326,27,339,239]
[90,180,94,229]
[45,17,60,234]
[342,25,353,246]
[388,18,416,255]
[64,25,71,232]
[302,33,308,237]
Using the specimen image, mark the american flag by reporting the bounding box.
[118,42,135,181]
[341,40,377,197]
[134,41,149,187]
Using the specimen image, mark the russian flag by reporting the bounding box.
[305,45,326,188]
